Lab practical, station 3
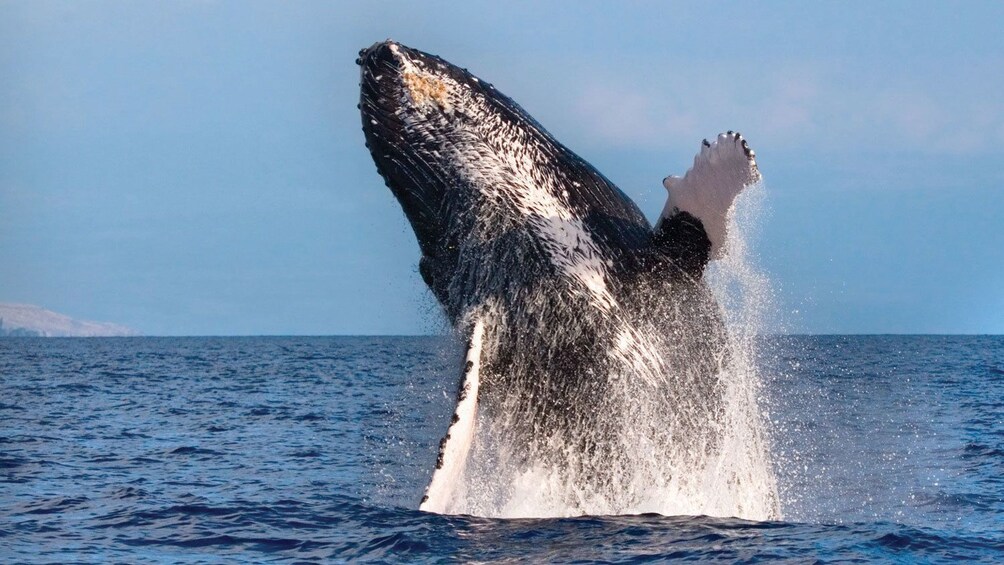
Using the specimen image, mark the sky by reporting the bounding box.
[1,1,1002,335]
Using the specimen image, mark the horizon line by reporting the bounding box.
[2,332,1002,339]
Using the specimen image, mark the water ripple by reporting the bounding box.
[0,336,1001,562]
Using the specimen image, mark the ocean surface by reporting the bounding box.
[1,335,1001,562]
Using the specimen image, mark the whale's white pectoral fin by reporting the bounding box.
[419,318,485,514]
[657,132,761,259]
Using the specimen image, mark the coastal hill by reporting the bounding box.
[0,303,140,337]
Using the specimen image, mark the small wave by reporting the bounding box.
[962,442,1004,459]
[120,533,305,552]
[163,503,243,518]
[53,382,96,392]
[913,490,997,511]
[166,446,221,457]
[17,495,90,515]
[868,523,1001,556]
[0,456,29,469]
[109,486,147,499]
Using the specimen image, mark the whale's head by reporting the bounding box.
[358,40,528,155]
[357,41,517,247]
[359,41,649,252]
[358,41,656,315]
[358,40,541,307]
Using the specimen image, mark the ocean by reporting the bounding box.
[1,335,1001,562]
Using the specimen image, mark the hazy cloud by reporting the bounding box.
[567,59,1004,156]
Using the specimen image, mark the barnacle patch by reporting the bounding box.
[402,70,452,112]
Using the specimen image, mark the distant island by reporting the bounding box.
[0,303,140,337]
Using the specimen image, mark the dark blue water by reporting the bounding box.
[1,336,1001,562]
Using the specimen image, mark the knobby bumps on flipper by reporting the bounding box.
[657,132,761,265]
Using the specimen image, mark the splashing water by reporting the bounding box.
[703,180,780,520]
[432,181,779,520]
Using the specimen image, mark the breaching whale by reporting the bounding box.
[357,41,766,516]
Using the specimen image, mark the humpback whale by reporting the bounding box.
[357,41,769,517]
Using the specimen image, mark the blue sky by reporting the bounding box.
[1,1,1002,335]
